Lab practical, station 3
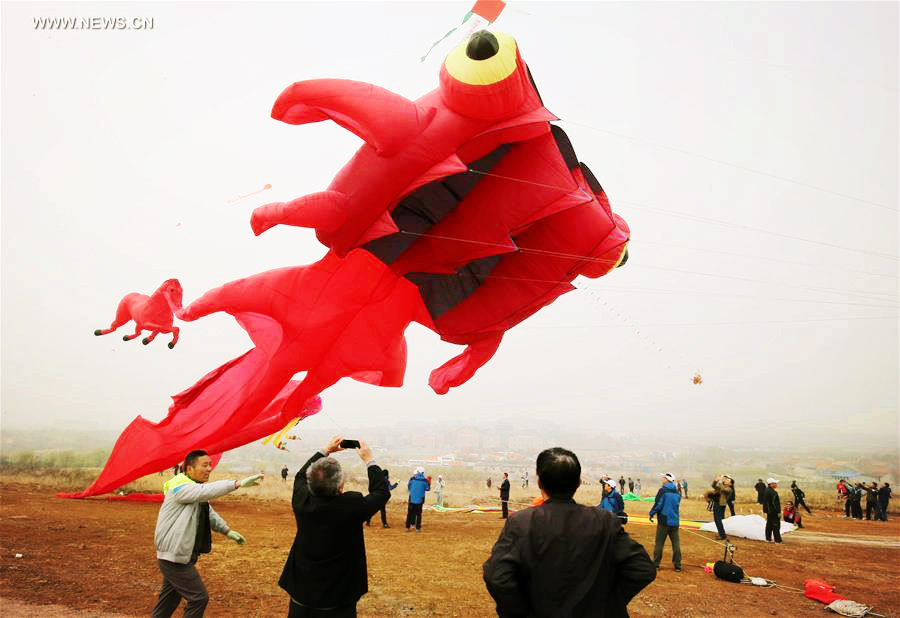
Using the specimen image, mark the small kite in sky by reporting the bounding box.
[421,0,507,61]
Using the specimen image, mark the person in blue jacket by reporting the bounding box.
[599,479,626,522]
[649,473,682,572]
[406,467,431,532]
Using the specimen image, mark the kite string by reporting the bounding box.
[397,229,620,265]
[556,118,899,214]
[577,285,693,377]
[467,166,899,261]
[410,167,900,301]
[468,168,593,198]
[321,407,346,435]
[395,230,897,309]
[501,5,896,211]
[678,528,744,569]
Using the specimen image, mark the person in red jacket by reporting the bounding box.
[782,501,803,528]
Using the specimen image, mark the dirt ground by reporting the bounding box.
[2,480,899,617]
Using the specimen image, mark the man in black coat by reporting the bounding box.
[499,472,511,519]
[877,482,892,521]
[864,482,879,520]
[754,479,766,513]
[790,481,811,514]
[279,436,389,618]
[483,447,655,618]
[763,478,782,544]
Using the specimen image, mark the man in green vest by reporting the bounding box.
[152,450,263,617]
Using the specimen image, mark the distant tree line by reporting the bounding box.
[0,449,109,470]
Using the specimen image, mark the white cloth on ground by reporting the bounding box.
[699,514,795,541]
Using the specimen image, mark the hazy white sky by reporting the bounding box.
[2,1,898,448]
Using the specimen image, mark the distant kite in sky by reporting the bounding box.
[68,30,629,498]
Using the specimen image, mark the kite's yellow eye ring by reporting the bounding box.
[444,31,518,86]
[613,244,629,268]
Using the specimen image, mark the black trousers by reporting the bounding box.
[152,559,209,618]
[712,504,727,539]
[367,505,388,526]
[765,513,782,542]
[845,499,852,517]
[288,599,356,618]
[796,497,811,514]
[851,500,863,519]
[501,498,509,519]
[866,502,876,520]
[406,502,423,529]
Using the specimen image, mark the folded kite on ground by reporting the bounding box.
[699,514,796,541]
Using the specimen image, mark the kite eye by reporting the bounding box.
[466,30,500,60]
[443,31,518,86]
[439,30,531,120]
[615,246,629,268]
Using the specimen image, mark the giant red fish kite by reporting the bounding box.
[65,31,629,498]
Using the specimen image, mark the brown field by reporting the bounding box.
[1,472,899,617]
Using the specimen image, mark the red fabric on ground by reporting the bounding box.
[803,579,846,604]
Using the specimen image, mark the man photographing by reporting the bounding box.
[280,435,390,617]
[152,450,262,618]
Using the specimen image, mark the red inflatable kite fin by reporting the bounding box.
[429,332,503,394]
[251,191,348,237]
[271,79,436,156]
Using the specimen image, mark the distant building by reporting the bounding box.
[482,435,504,450]
[455,428,481,452]
[418,431,438,451]
[508,435,542,452]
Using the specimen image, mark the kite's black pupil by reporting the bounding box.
[466,31,500,60]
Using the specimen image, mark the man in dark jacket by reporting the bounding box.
[499,472,511,519]
[754,479,766,512]
[790,481,811,514]
[877,483,892,521]
[763,478,782,543]
[726,478,736,517]
[483,447,655,618]
[850,483,865,519]
[367,469,398,528]
[864,482,879,520]
[279,436,389,618]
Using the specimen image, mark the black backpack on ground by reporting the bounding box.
[713,560,744,583]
